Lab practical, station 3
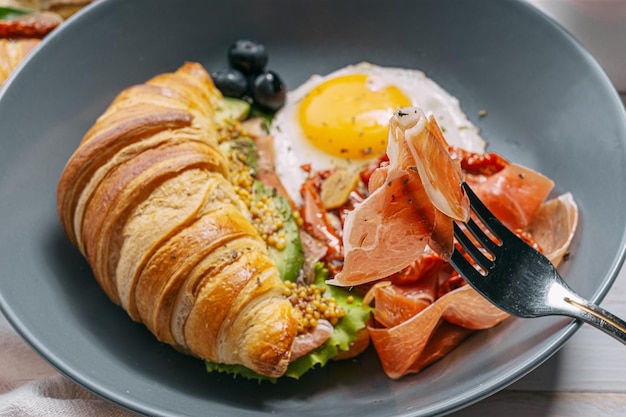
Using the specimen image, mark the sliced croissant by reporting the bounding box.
[0,38,40,86]
[56,62,298,377]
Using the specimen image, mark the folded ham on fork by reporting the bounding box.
[333,106,577,378]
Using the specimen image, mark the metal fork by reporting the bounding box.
[450,183,626,345]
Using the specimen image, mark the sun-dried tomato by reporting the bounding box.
[449,146,510,176]
[0,13,61,39]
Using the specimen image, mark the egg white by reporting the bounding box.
[270,62,486,205]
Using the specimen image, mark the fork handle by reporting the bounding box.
[565,297,626,345]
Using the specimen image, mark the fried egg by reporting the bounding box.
[270,62,485,204]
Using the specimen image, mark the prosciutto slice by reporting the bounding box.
[323,106,578,380]
[369,285,509,379]
[466,163,554,230]
[333,107,468,286]
[528,192,578,266]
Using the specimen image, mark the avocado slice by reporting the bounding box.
[220,136,303,282]
[251,180,304,282]
[215,97,251,123]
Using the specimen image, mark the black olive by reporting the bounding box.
[228,39,268,75]
[251,70,286,112]
[211,68,248,98]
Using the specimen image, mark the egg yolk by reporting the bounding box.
[298,73,411,159]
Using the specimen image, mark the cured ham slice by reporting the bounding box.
[369,285,509,379]
[363,156,577,379]
[333,107,468,286]
[466,163,554,230]
[528,192,578,266]
[367,191,578,379]
[370,271,438,328]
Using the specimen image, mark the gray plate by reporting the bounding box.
[1,0,625,416]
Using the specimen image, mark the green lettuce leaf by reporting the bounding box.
[0,7,31,20]
[205,263,373,382]
[205,362,276,383]
[284,263,372,378]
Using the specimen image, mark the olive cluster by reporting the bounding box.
[212,39,286,113]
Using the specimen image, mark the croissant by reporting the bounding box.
[56,62,298,378]
[0,38,40,86]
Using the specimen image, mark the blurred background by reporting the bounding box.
[527,0,626,94]
[2,1,625,95]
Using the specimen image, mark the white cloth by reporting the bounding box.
[0,312,136,416]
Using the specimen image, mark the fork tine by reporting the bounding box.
[462,183,516,241]
[449,247,488,284]
[453,223,494,273]
[463,217,500,255]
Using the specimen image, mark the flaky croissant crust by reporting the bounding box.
[57,62,298,377]
[0,39,40,86]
